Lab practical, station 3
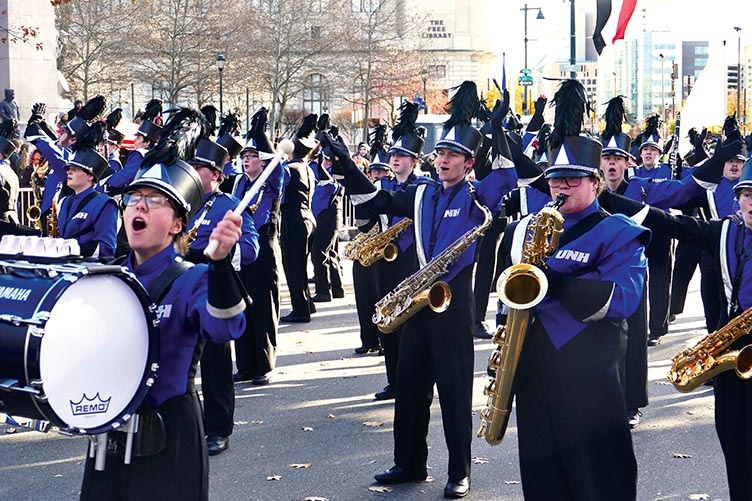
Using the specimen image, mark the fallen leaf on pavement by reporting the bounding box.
[266,475,281,481]
[302,426,314,431]
[672,452,693,459]
[304,497,329,501]
[504,480,521,484]
[327,413,336,419]
[368,486,393,493]
[472,456,489,464]
[688,494,709,500]
[289,463,311,469]
[363,421,384,427]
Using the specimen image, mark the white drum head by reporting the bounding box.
[39,274,150,431]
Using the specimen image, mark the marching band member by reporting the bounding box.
[331,81,518,499]
[371,102,424,400]
[80,108,248,500]
[104,99,163,195]
[231,107,285,386]
[501,80,649,500]
[58,145,118,258]
[351,126,390,356]
[25,98,107,234]
[280,114,318,323]
[185,138,259,456]
[310,116,345,303]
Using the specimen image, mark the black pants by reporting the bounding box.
[280,210,315,317]
[200,341,235,437]
[311,204,344,297]
[623,283,648,410]
[700,250,723,332]
[516,320,636,501]
[714,371,752,501]
[377,247,416,387]
[80,392,208,501]
[670,239,701,316]
[646,232,673,340]
[235,233,280,377]
[473,217,505,323]
[353,260,381,349]
[393,268,474,482]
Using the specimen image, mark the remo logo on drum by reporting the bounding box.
[70,393,112,416]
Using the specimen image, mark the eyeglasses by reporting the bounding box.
[547,177,584,188]
[123,191,170,209]
[241,153,260,161]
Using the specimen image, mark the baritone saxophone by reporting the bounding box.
[667,306,752,392]
[477,194,567,446]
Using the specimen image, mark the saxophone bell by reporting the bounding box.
[26,205,41,222]
[382,243,399,262]
[497,264,548,310]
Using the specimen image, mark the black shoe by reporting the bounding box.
[354,345,380,354]
[628,409,642,429]
[206,436,229,456]
[647,336,661,347]
[233,371,254,383]
[281,313,311,323]
[252,373,271,385]
[669,314,677,324]
[311,293,332,303]
[374,385,396,400]
[332,290,345,298]
[444,477,470,498]
[473,321,494,339]
[374,465,427,484]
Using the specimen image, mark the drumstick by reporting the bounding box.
[203,139,295,260]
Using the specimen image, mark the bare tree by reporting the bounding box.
[235,0,345,138]
[341,0,428,142]
[55,0,140,102]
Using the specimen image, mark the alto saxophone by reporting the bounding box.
[46,197,59,238]
[372,184,492,334]
[344,223,380,261]
[477,194,567,446]
[348,217,413,267]
[667,306,752,392]
[26,174,43,231]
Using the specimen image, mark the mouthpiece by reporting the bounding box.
[551,193,569,209]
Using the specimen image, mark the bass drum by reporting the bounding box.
[0,261,158,435]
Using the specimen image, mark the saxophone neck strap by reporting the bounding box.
[730,222,752,317]
[558,210,607,249]
[187,192,218,236]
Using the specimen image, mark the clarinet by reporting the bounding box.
[672,112,682,180]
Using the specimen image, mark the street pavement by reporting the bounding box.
[0,258,731,500]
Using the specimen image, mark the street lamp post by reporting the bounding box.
[735,26,742,119]
[520,4,544,114]
[569,0,576,79]
[216,54,226,116]
[421,68,428,114]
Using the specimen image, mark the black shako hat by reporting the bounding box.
[734,156,752,193]
[435,81,483,157]
[546,79,602,179]
[0,136,17,158]
[242,107,275,160]
[65,148,110,181]
[389,101,424,158]
[189,138,229,173]
[600,96,632,159]
[136,120,162,143]
[128,107,208,224]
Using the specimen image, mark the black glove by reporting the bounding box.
[490,89,510,131]
[745,134,752,156]
[712,139,742,164]
[28,102,46,124]
[526,95,547,133]
[543,266,564,298]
